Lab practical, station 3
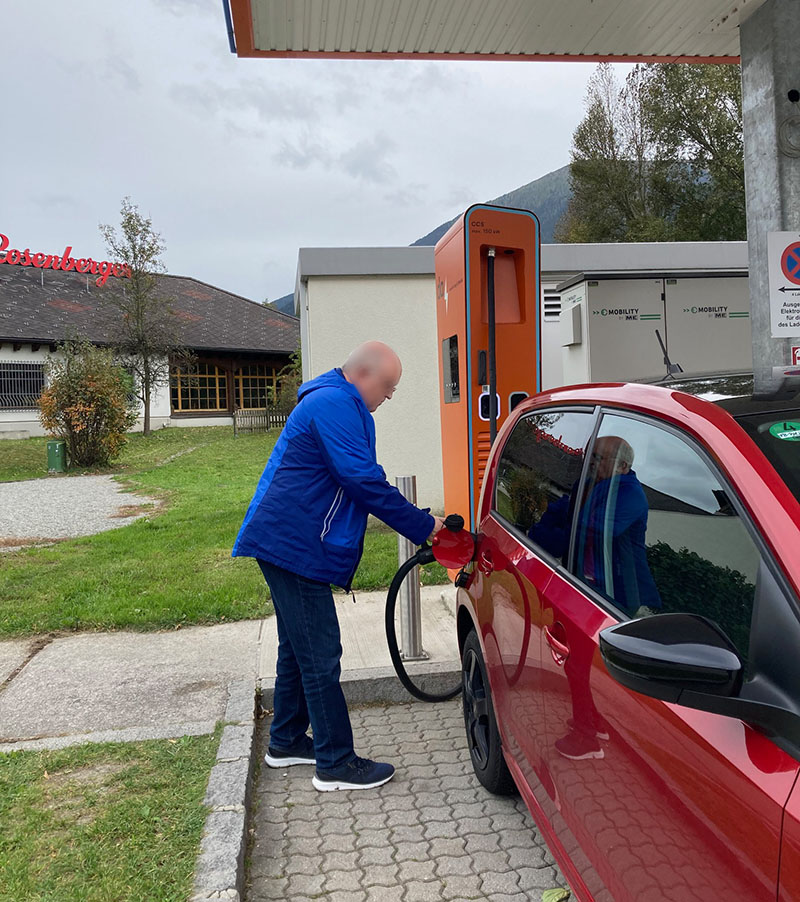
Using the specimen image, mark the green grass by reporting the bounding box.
[0,427,447,638]
[0,726,222,902]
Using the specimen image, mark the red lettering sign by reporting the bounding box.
[0,233,131,287]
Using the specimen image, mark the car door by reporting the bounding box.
[473,407,596,806]
[540,410,799,902]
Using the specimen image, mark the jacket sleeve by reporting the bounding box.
[308,395,435,545]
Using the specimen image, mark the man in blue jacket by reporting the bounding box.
[232,341,443,791]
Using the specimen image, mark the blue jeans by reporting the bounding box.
[256,559,354,770]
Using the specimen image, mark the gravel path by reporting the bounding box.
[0,474,158,547]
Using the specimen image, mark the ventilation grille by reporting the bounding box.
[476,432,492,485]
[543,294,562,321]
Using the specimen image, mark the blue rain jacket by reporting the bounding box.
[530,471,661,614]
[232,367,434,590]
[575,470,662,613]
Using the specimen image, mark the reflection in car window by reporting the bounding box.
[494,410,594,560]
[576,414,761,661]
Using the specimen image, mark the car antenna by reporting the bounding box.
[655,329,683,380]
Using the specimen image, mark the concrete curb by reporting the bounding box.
[258,659,461,708]
[0,720,218,753]
[190,678,258,902]
[190,662,462,902]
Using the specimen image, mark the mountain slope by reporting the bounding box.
[412,164,571,246]
[268,292,297,316]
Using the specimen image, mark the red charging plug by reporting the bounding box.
[431,514,476,570]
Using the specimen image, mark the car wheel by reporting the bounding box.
[461,630,516,796]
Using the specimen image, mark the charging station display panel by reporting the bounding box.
[435,204,541,530]
[442,336,460,403]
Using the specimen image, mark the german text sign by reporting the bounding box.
[768,232,800,336]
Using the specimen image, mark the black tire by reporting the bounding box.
[461,630,516,796]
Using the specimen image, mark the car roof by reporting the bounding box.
[647,372,800,417]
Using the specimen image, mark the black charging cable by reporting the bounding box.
[384,514,466,703]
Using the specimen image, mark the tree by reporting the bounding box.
[99,198,192,435]
[644,64,745,241]
[555,63,745,243]
[38,338,137,468]
[276,340,302,405]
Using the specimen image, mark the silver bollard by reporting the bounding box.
[395,475,428,661]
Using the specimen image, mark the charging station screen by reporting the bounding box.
[442,335,460,403]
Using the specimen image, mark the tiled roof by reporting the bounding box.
[0,267,299,355]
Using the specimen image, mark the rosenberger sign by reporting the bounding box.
[0,232,132,287]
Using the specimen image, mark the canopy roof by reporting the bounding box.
[228,0,761,61]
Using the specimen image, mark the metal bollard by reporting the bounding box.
[395,475,428,661]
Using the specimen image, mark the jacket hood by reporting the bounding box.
[297,367,363,403]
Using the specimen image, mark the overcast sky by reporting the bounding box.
[2,0,628,303]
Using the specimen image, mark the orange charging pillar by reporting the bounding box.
[435,204,541,530]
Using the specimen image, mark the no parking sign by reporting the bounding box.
[768,232,800,336]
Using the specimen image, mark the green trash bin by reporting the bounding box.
[47,439,67,474]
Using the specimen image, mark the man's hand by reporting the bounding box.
[427,516,446,543]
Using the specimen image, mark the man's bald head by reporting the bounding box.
[590,435,635,481]
[342,341,402,412]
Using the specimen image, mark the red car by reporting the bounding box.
[456,376,800,902]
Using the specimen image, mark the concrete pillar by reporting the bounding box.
[741,0,800,393]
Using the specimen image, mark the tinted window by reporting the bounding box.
[736,409,800,503]
[574,413,761,661]
[494,410,595,559]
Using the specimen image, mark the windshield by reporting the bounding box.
[736,411,800,503]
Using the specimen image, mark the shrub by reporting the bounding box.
[38,339,138,468]
[647,541,755,662]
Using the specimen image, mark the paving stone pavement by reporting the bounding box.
[245,699,566,902]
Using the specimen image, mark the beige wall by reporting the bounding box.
[302,274,445,512]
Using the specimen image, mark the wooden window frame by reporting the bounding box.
[170,362,228,412]
[234,363,279,410]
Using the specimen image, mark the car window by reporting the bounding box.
[573,413,761,662]
[735,409,800,504]
[494,410,595,560]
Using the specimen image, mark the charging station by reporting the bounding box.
[435,204,541,530]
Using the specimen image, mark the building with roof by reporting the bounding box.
[0,266,299,438]
[294,240,752,509]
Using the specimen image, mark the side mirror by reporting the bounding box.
[599,613,744,704]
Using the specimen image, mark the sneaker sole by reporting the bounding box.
[264,752,316,768]
[311,772,394,792]
[555,748,605,761]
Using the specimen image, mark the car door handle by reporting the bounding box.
[544,626,570,666]
[477,549,494,575]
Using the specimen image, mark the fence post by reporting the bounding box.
[395,476,427,661]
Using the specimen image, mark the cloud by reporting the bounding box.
[2,0,607,305]
[170,79,320,124]
[275,136,333,171]
[274,130,397,185]
[104,57,142,92]
[383,183,427,206]
[150,0,218,16]
[31,194,82,211]
[339,133,397,184]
